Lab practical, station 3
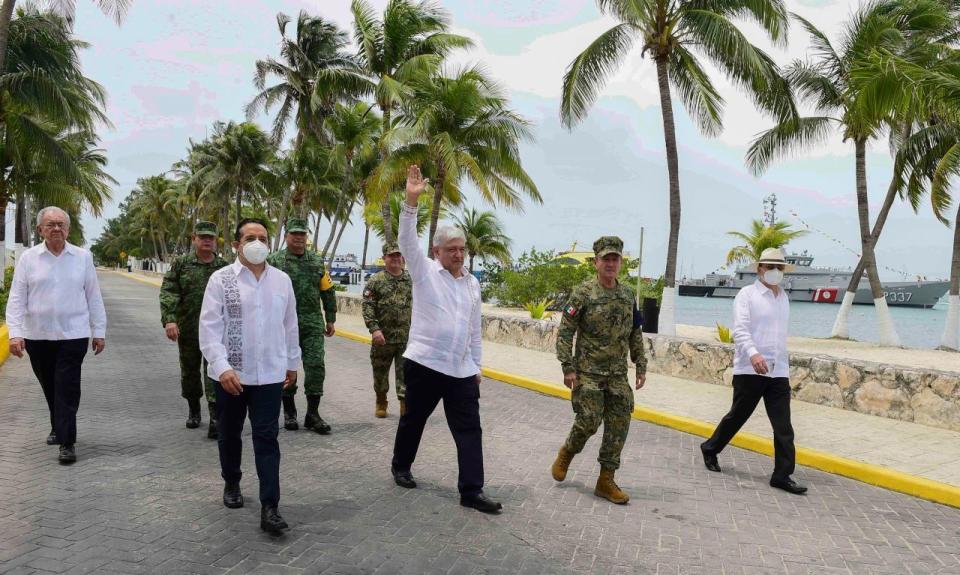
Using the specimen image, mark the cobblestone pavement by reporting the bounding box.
[2,273,960,575]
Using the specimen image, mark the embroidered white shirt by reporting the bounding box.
[398,203,482,378]
[5,242,106,340]
[199,260,301,386]
[732,280,791,378]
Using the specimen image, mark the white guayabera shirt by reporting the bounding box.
[398,203,482,379]
[5,242,107,341]
[732,280,791,379]
[199,260,301,386]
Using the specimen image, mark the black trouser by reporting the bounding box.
[391,360,484,496]
[25,338,88,446]
[701,374,796,480]
[216,382,283,507]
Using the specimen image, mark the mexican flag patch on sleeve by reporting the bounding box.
[564,305,578,317]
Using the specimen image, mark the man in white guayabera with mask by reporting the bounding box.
[699,247,807,495]
[199,218,301,535]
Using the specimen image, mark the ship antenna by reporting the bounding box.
[763,193,777,227]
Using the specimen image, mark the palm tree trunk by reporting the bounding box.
[426,166,446,259]
[378,107,395,243]
[469,253,475,274]
[0,190,7,244]
[361,223,371,270]
[312,209,322,252]
[834,139,900,346]
[0,0,17,74]
[221,197,232,261]
[235,187,242,238]
[321,213,340,257]
[327,199,356,270]
[940,202,960,350]
[655,56,680,336]
[274,132,303,251]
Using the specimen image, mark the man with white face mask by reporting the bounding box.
[199,218,301,535]
[699,248,807,495]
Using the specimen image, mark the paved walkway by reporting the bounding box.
[1,273,960,574]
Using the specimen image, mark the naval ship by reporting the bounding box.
[678,250,948,309]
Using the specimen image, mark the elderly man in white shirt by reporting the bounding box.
[699,248,807,495]
[6,206,106,465]
[199,218,301,535]
[390,165,501,514]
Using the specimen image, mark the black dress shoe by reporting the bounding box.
[770,477,808,495]
[460,493,503,514]
[223,482,244,508]
[58,444,76,464]
[260,506,288,535]
[391,468,417,489]
[701,447,721,473]
[46,430,58,445]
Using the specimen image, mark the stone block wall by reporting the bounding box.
[337,293,960,431]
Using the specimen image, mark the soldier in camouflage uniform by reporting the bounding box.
[266,218,338,435]
[361,242,412,418]
[160,221,228,438]
[552,236,647,504]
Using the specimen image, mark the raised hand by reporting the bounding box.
[405,165,429,207]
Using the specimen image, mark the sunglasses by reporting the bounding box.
[760,264,785,271]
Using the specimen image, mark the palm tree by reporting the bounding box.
[129,175,176,261]
[452,207,511,273]
[381,66,540,255]
[0,0,130,74]
[192,121,275,255]
[746,0,952,346]
[365,192,434,240]
[560,0,794,336]
[246,11,369,239]
[725,219,807,267]
[351,0,472,243]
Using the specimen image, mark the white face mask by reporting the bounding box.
[763,268,784,286]
[242,240,269,265]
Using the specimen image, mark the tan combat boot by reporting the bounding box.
[551,446,575,482]
[375,392,388,418]
[399,399,407,417]
[594,468,629,504]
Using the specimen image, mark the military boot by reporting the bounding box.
[551,446,575,482]
[186,398,201,429]
[207,402,218,440]
[399,399,407,417]
[282,396,299,431]
[594,467,629,504]
[304,396,331,435]
[375,392,388,418]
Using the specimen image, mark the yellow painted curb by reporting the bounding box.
[108,270,162,287]
[334,327,960,509]
[0,323,9,367]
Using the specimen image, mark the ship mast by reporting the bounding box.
[763,193,777,227]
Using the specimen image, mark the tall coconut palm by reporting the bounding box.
[725,219,807,267]
[0,0,130,74]
[129,175,176,261]
[246,11,369,239]
[365,191,433,241]
[746,0,952,346]
[452,207,511,273]
[560,0,794,336]
[351,0,472,243]
[382,66,540,256]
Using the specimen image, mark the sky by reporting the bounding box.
[17,0,954,280]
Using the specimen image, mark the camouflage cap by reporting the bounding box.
[382,242,401,256]
[194,221,218,237]
[286,218,309,233]
[593,236,624,258]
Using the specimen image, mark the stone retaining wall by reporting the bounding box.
[337,293,960,432]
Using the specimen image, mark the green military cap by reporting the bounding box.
[286,218,309,233]
[382,242,401,256]
[194,221,218,237]
[593,236,624,258]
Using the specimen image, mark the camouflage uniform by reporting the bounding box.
[159,226,227,403]
[266,243,337,399]
[556,238,646,471]
[361,243,412,400]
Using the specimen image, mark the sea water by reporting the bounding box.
[677,295,950,349]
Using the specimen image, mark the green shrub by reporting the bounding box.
[636,276,664,305]
[0,267,13,321]
[494,249,593,309]
[523,298,555,320]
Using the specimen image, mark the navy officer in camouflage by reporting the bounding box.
[552,236,647,504]
[266,218,338,434]
[361,242,412,418]
[160,221,228,437]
